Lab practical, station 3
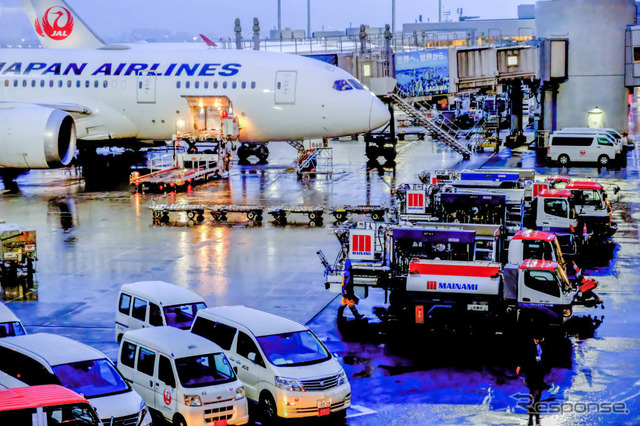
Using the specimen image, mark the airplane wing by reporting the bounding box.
[0,101,93,117]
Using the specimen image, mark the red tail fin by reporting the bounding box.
[199,34,217,47]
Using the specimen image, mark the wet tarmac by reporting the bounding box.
[1,138,640,425]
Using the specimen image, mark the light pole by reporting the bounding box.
[307,0,311,39]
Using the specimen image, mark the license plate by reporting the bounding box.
[318,398,331,416]
[213,420,227,426]
[467,304,488,312]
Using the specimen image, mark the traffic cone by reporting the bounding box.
[583,223,588,236]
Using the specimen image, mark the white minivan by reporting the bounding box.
[0,333,152,425]
[118,326,249,426]
[0,303,26,337]
[116,281,207,342]
[548,132,619,166]
[191,306,351,421]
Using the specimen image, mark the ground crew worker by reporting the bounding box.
[338,260,364,320]
[516,332,548,426]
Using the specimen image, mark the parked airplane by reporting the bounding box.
[0,0,389,170]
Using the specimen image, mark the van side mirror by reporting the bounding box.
[248,352,257,362]
[233,366,238,374]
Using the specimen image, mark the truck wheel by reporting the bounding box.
[172,413,187,426]
[247,211,256,220]
[308,212,317,220]
[260,392,278,423]
[558,154,570,166]
[371,212,383,221]
[334,212,346,221]
[186,210,196,220]
[597,154,610,166]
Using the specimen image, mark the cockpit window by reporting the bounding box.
[348,79,365,90]
[333,80,353,91]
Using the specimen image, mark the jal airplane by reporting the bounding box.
[0,0,389,170]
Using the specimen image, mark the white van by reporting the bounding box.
[118,327,249,426]
[559,127,633,151]
[0,333,152,426]
[191,306,351,421]
[116,281,207,342]
[548,132,619,166]
[0,303,26,337]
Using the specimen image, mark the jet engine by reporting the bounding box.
[0,106,76,169]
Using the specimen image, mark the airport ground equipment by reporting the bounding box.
[318,222,602,334]
[151,204,264,225]
[130,145,232,193]
[0,222,36,285]
[328,205,388,222]
[564,181,617,239]
[390,93,473,160]
[151,204,391,226]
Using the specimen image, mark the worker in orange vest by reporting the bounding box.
[338,260,364,320]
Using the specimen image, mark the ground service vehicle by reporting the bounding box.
[0,303,26,337]
[547,132,619,166]
[320,223,602,333]
[403,259,595,332]
[191,306,351,421]
[523,189,585,254]
[119,327,249,426]
[116,281,207,342]
[565,181,617,239]
[0,385,103,425]
[0,221,36,285]
[0,333,152,426]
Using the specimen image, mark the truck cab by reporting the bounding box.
[524,189,581,254]
[565,181,617,239]
[511,260,576,324]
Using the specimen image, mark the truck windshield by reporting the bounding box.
[164,302,207,329]
[53,359,129,398]
[0,321,26,337]
[175,353,235,388]
[257,330,331,367]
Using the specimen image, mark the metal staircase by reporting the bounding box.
[390,93,472,159]
[286,140,306,154]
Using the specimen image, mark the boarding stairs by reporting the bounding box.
[390,93,472,159]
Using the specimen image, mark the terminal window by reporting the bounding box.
[634,47,640,62]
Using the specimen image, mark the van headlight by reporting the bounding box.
[138,401,152,426]
[275,376,304,392]
[337,370,348,386]
[184,395,203,406]
[235,386,245,400]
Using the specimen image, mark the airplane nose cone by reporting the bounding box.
[369,96,390,130]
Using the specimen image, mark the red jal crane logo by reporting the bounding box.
[34,7,74,40]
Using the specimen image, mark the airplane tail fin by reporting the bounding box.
[199,34,217,47]
[21,0,106,48]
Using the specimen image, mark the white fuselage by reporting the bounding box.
[0,47,389,143]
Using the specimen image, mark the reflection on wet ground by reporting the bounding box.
[1,139,640,424]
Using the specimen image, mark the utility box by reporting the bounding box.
[222,118,239,138]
